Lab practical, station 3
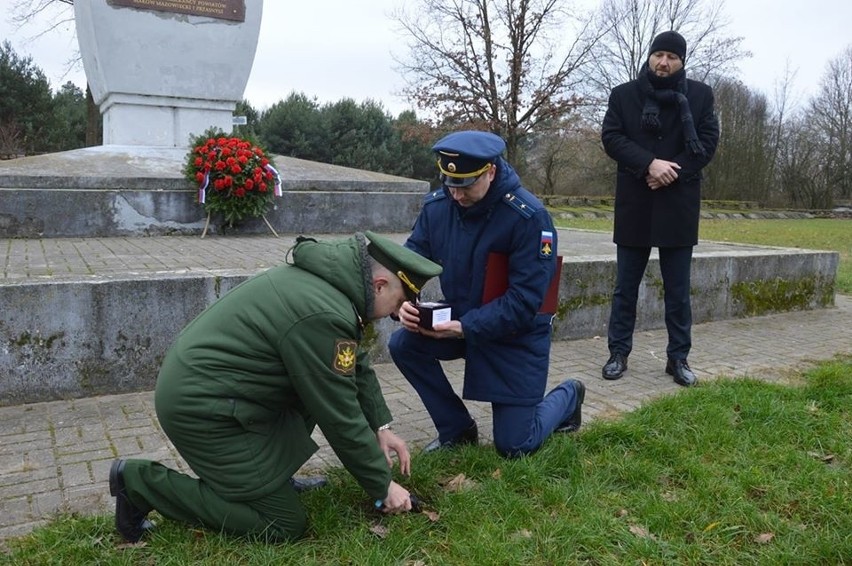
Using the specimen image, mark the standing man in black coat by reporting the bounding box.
[600,31,720,387]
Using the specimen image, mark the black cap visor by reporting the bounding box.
[441,173,481,188]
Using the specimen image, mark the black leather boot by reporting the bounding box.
[555,380,585,433]
[109,460,151,543]
[422,422,478,453]
[602,353,628,380]
[290,475,329,493]
[666,358,697,387]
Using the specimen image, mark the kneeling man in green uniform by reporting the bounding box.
[109,231,442,542]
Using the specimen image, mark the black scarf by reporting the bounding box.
[640,68,705,156]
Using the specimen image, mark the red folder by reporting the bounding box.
[482,253,563,314]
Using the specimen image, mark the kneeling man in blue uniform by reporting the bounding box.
[389,130,585,458]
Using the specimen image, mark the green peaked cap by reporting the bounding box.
[365,231,442,302]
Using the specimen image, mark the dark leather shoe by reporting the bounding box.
[556,380,585,433]
[422,422,478,453]
[602,353,627,380]
[109,459,150,543]
[666,358,697,387]
[290,475,328,493]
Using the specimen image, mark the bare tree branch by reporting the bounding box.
[10,0,79,82]
[807,46,852,201]
[11,1,75,33]
[391,0,603,162]
[584,0,749,97]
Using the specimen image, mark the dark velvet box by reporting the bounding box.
[416,302,452,329]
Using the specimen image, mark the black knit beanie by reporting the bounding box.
[649,31,687,62]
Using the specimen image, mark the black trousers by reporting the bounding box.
[607,245,693,360]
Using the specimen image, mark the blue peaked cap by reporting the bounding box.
[433,131,506,188]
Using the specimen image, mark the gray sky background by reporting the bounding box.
[1,0,851,115]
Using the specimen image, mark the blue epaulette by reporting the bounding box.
[501,191,536,219]
[423,189,447,205]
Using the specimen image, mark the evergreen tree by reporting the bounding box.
[46,81,88,152]
[0,40,54,156]
[258,92,326,160]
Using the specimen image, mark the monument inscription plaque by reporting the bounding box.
[107,0,245,23]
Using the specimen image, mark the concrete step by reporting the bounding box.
[0,230,838,405]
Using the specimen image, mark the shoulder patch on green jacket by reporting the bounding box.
[501,192,534,219]
[332,340,358,375]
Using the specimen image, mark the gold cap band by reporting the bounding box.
[436,159,492,180]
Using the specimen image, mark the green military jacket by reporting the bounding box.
[155,234,394,502]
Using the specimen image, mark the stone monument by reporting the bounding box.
[75,0,261,147]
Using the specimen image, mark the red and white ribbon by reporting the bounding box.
[265,164,282,197]
[198,171,210,204]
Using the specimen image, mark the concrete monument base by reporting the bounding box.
[0,147,429,237]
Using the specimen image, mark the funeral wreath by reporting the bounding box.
[184,128,282,236]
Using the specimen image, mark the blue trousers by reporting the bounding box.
[389,329,579,458]
[607,245,693,360]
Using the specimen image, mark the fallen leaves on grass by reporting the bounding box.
[115,541,147,550]
[442,473,477,492]
[754,532,775,544]
[747,485,769,499]
[369,523,389,538]
[628,524,656,541]
[660,491,678,501]
[807,451,836,463]
[421,509,440,522]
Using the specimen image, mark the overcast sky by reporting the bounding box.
[2,0,851,115]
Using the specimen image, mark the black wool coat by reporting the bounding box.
[601,74,720,247]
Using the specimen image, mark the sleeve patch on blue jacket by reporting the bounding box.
[540,231,554,258]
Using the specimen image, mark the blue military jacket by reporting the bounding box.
[405,158,558,405]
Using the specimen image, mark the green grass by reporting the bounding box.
[553,215,852,295]
[3,358,850,565]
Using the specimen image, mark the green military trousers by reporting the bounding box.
[119,370,320,542]
[121,458,306,542]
